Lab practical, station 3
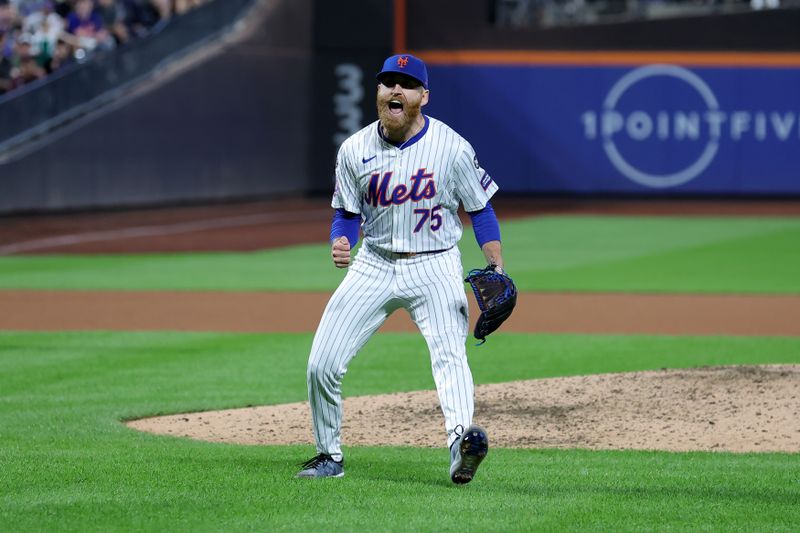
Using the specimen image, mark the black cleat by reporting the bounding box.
[449,425,489,484]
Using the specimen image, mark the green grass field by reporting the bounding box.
[2,332,799,531]
[1,216,799,293]
[1,215,799,531]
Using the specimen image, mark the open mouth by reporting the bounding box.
[388,99,404,116]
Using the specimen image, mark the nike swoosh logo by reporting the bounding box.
[362,155,377,164]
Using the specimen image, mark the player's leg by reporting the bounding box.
[400,249,473,449]
[306,249,399,461]
[401,249,490,483]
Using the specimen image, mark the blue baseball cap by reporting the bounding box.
[376,54,428,89]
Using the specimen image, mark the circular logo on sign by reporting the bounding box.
[603,65,720,188]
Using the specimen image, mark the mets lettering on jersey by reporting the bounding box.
[332,116,499,253]
[364,169,436,207]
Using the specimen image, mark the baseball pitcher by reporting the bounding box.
[297,54,513,484]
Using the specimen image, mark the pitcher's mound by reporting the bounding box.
[127,365,800,453]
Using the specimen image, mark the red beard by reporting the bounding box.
[377,97,422,139]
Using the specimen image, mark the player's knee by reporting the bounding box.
[307,359,336,386]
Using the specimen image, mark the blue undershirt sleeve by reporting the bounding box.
[330,208,361,246]
[467,201,501,248]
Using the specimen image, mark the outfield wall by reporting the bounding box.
[422,59,800,194]
[2,1,799,214]
[0,0,317,214]
[0,0,392,214]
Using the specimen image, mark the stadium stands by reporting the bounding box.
[492,0,797,28]
[0,0,208,95]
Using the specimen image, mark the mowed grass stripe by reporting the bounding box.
[527,226,800,293]
[0,216,798,293]
[1,331,799,530]
[4,332,800,404]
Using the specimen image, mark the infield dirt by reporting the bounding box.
[128,365,800,453]
[5,197,800,453]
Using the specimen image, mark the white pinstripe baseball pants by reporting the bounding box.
[306,244,474,458]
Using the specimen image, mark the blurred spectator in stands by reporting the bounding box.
[96,0,128,44]
[149,0,169,19]
[13,34,46,84]
[0,31,13,93]
[139,0,209,21]
[13,0,45,16]
[21,1,63,70]
[174,0,205,15]
[48,36,72,69]
[0,0,18,33]
[0,0,207,95]
[53,0,71,18]
[750,0,779,9]
[0,0,19,92]
[63,0,114,53]
[122,0,161,37]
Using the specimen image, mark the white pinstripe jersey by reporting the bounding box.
[332,115,499,253]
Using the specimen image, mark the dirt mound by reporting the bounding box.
[127,365,800,453]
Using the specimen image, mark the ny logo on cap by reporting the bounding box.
[397,56,409,68]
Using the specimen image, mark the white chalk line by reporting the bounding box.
[0,209,332,255]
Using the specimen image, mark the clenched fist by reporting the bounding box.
[331,236,351,268]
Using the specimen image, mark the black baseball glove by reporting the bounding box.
[464,265,517,344]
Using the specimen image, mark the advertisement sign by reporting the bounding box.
[426,64,800,194]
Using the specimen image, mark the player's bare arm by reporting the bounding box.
[331,236,351,268]
[481,240,504,270]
